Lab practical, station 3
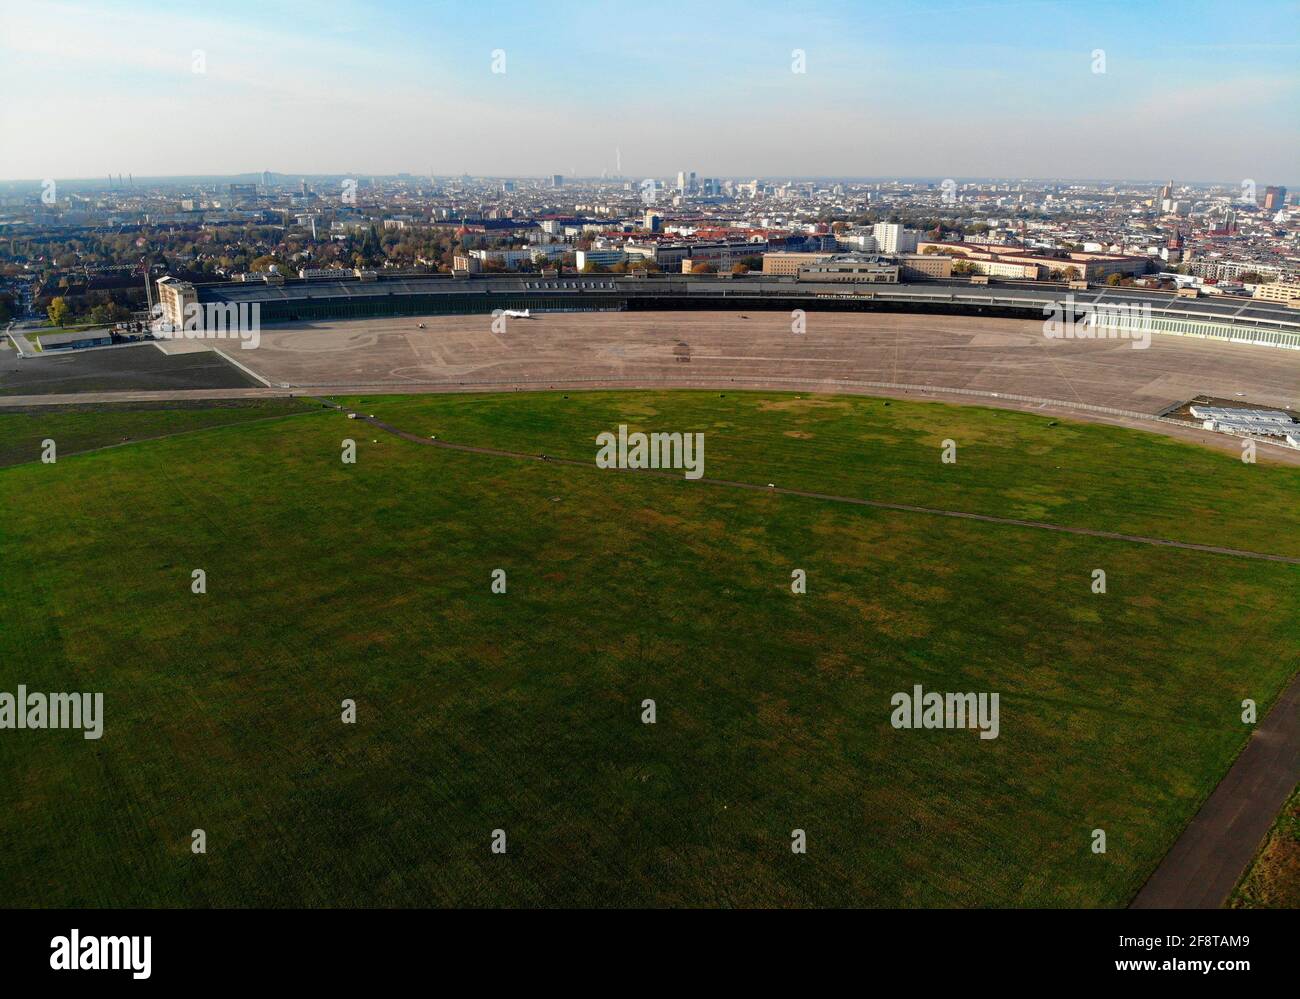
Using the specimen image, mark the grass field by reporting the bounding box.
[0,398,315,469]
[1,390,1297,907]
[1232,783,1300,909]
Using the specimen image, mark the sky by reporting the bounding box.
[0,0,1296,184]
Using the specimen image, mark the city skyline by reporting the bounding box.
[0,172,1293,188]
[1,0,1297,183]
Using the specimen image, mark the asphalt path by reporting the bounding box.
[1132,676,1300,908]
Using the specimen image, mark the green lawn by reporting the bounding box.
[335,390,1300,558]
[1,390,1296,907]
[0,398,318,469]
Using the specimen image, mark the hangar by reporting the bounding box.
[177,273,1300,351]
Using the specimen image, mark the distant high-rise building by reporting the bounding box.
[551,175,563,188]
[261,171,273,188]
[676,171,687,194]
[1159,180,1174,202]
[1264,185,1287,211]
[871,222,918,254]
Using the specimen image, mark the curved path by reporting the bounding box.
[241,311,1300,415]
[5,311,1300,464]
[233,310,1300,464]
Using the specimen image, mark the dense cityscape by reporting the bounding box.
[0,172,1295,330]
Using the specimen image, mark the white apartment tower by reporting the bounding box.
[872,223,919,254]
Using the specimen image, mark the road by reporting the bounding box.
[1132,675,1300,908]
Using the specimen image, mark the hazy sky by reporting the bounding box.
[1,0,1296,184]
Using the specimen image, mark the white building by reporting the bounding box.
[576,249,627,270]
[872,223,919,254]
[838,231,878,253]
[468,249,533,268]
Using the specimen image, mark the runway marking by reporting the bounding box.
[341,408,1300,566]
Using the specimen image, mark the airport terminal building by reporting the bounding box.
[156,272,1300,351]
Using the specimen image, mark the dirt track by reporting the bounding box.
[4,311,1299,463]
[238,310,1300,464]
[237,312,1299,409]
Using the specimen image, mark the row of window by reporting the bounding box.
[521,281,617,290]
[1150,317,1300,346]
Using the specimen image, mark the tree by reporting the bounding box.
[360,223,382,262]
[1106,273,1124,287]
[47,296,70,327]
[249,255,286,273]
[88,302,129,326]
